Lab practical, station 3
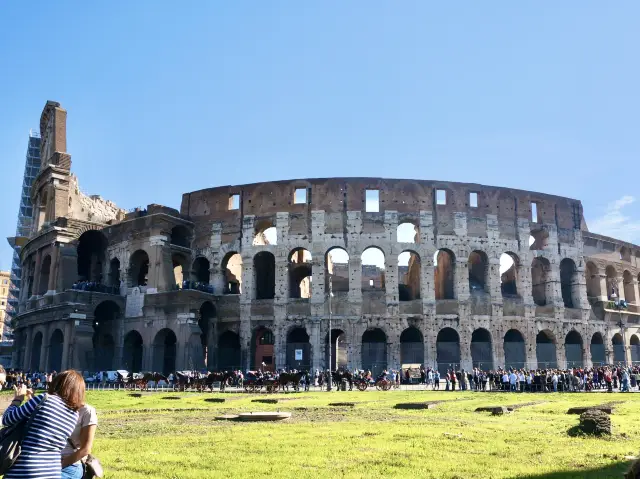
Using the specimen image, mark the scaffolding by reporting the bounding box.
[5,129,41,340]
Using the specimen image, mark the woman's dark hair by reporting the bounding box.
[48,370,85,411]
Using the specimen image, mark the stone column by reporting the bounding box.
[488,256,502,303]
[32,250,43,297]
[210,267,225,296]
[459,331,472,371]
[556,342,566,369]
[617,278,626,301]
[633,279,640,306]
[309,320,321,372]
[348,323,362,370]
[47,245,60,294]
[387,330,400,370]
[385,253,399,309]
[61,320,72,370]
[348,253,362,305]
[239,303,251,371]
[23,327,34,371]
[421,250,435,303]
[583,341,592,369]
[492,336,505,370]
[599,274,609,301]
[549,267,564,307]
[456,260,470,301]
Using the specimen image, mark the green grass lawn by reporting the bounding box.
[82,390,640,479]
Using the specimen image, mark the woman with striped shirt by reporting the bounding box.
[2,370,85,479]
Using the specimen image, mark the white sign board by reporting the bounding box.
[125,287,145,318]
[295,349,303,361]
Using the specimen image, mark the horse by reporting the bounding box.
[132,372,167,391]
[279,371,304,392]
[331,370,354,390]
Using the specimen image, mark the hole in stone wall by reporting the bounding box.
[289,248,312,298]
[365,190,379,212]
[434,249,455,299]
[326,247,349,293]
[222,252,242,294]
[362,247,385,291]
[397,222,418,243]
[500,253,518,296]
[398,251,420,301]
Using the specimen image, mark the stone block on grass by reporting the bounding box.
[579,409,611,435]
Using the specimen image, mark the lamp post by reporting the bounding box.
[327,278,333,392]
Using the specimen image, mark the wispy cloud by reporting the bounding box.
[588,195,640,244]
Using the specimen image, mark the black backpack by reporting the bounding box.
[0,394,48,474]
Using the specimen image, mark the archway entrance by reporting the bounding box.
[153,329,177,375]
[590,333,605,366]
[503,329,526,370]
[400,327,423,366]
[361,329,386,376]
[535,331,557,369]
[31,332,43,371]
[49,329,64,373]
[325,329,347,370]
[218,331,241,371]
[436,328,460,374]
[564,331,583,368]
[198,301,215,368]
[77,230,107,283]
[93,301,119,371]
[471,329,493,370]
[123,331,143,372]
[612,334,625,364]
[252,328,275,371]
[286,328,310,371]
[631,335,640,364]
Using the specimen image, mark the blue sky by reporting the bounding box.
[1,2,639,271]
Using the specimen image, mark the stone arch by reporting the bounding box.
[253,220,277,246]
[590,332,605,365]
[192,257,210,284]
[535,330,557,369]
[564,330,583,368]
[361,328,387,376]
[172,253,190,288]
[468,250,489,294]
[129,250,150,287]
[221,251,242,294]
[252,327,275,371]
[30,331,43,370]
[325,247,349,293]
[585,262,601,298]
[218,330,241,371]
[631,334,640,364]
[434,249,455,300]
[612,333,625,363]
[48,328,64,373]
[123,330,143,372]
[623,270,636,304]
[77,230,108,283]
[605,265,618,299]
[398,250,420,301]
[436,327,460,374]
[254,252,275,300]
[500,252,519,297]
[397,222,419,244]
[153,328,177,375]
[289,248,312,299]
[560,258,579,308]
[38,255,51,295]
[361,247,385,291]
[400,327,424,365]
[93,300,120,371]
[325,329,347,370]
[471,328,493,369]
[108,257,121,288]
[503,329,526,370]
[286,327,310,370]
[169,225,190,248]
[531,257,551,306]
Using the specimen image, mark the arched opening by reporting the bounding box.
[623,270,636,304]
[590,333,605,366]
[254,252,275,300]
[169,225,190,248]
[585,262,601,298]
[436,327,460,374]
[108,258,121,288]
[218,330,241,371]
[192,257,210,284]
[222,252,242,294]
[325,247,349,293]
[325,329,347,370]
[606,266,618,299]
[93,300,119,371]
[38,255,51,295]
[77,230,108,283]
[560,258,578,308]
[529,229,549,251]
[286,327,310,370]
[535,330,557,369]
[504,329,526,370]
[400,327,424,365]
[252,327,275,371]
[289,248,312,299]
[468,251,489,295]
[362,247,385,291]
[198,301,215,368]
[565,331,583,368]
[129,250,150,287]
[398,251,420,301]
[253,223,277,246]
[471,328,493,369]
[631,335,640,364]
[30,332,43,370]
[531,257,551,306]
[123,330,143,372]
[153,329,177,375]
[361,328,386,376]
[434,249,455,300]
[500,253,519,296]
[48,329,64,373]
[612,333,625,363]
[397,222,418,243]
[172,253,189,288]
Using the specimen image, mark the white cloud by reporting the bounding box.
[588,195,640,244]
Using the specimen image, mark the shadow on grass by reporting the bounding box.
[513,460,633,479]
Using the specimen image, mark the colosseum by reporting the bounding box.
[10,101,640,376]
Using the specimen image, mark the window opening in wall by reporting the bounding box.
[369,279,374,287]
[531,202,538,223]
[436,190,446,205]
[397,223,418,243]
[294,188,307,204]
[365,190,379,212]
[469,192,478,208]
[398,251,421,301]
[362,247,385,291]
[500,253,518,296]
[325,248,349,293]
[228,194,240,210]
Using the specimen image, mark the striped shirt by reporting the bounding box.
[2,394,78,479]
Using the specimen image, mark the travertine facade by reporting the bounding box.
[10,101,640,375]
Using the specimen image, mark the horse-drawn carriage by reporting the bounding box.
[243,375,279,393]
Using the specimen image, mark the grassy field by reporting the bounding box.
[69,390,640,478]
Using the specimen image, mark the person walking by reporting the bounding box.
[61,402,98,479]
[2,370,85,479]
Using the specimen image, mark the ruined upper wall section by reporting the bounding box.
[583,231,640,269]
[67,175,126,225]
